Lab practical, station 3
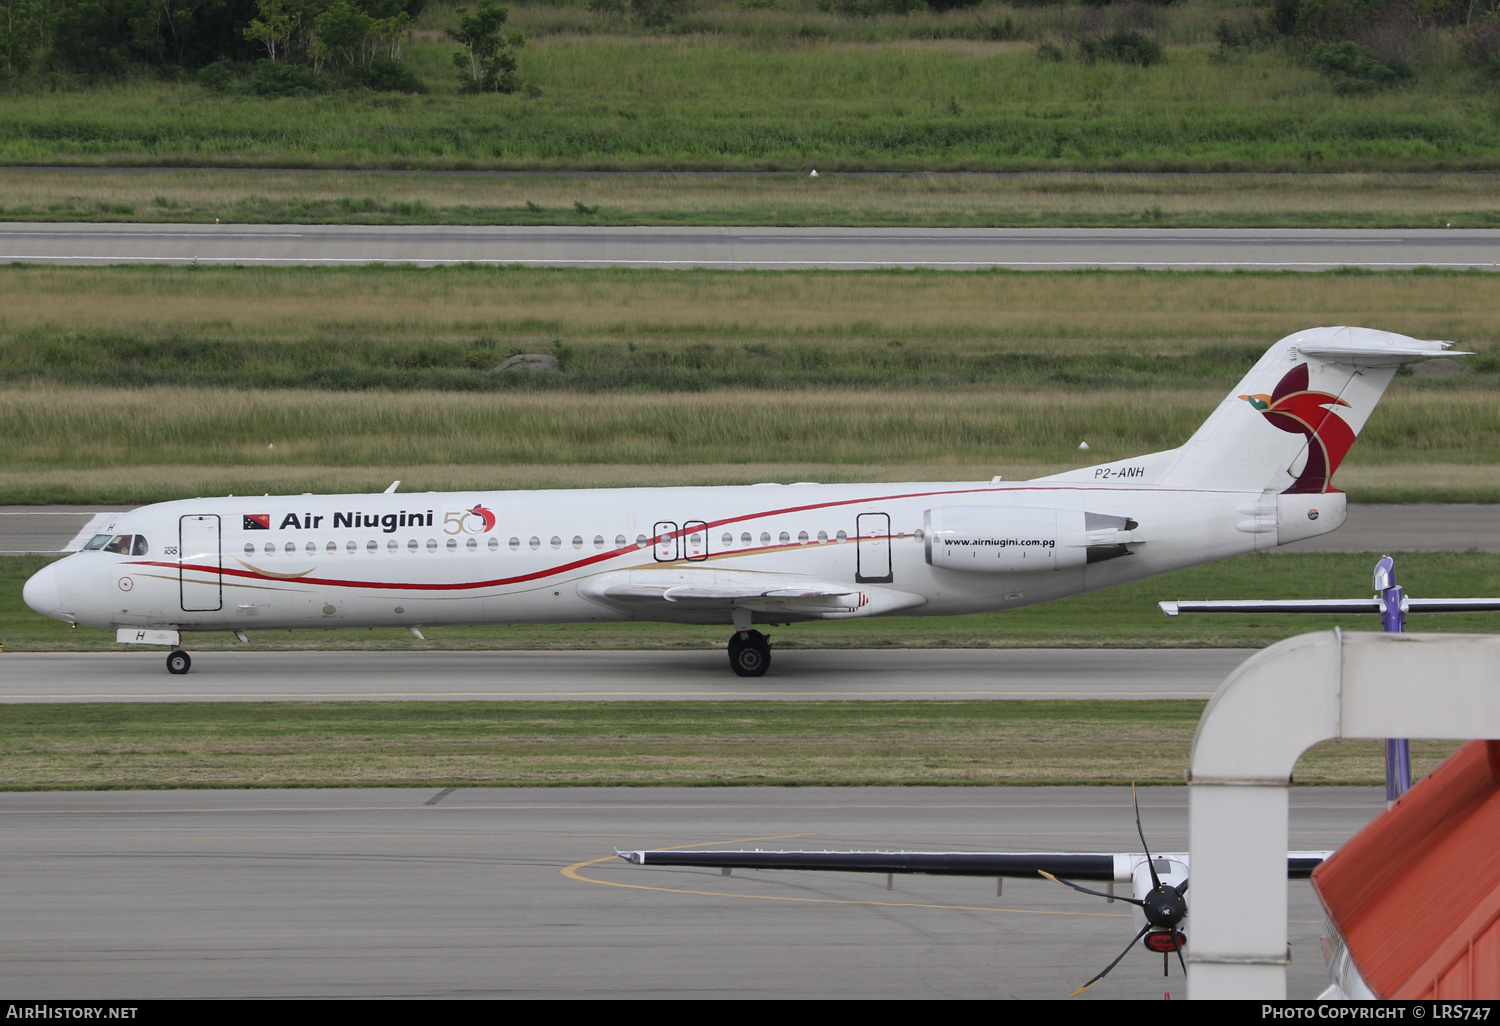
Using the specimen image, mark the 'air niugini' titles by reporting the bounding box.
[275,511,436,533]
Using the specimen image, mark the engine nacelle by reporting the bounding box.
[923,506,1135,574]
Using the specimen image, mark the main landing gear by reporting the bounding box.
[727,630,771,677]
[166,650,192,675]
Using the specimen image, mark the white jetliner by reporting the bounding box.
[22,327,1464,676]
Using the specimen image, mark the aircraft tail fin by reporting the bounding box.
[1157,326,1465,495]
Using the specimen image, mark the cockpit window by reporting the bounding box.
[90,534,148,555]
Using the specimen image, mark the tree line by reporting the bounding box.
[0,0,522,92]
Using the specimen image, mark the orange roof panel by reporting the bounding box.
[1312,740,1500,999]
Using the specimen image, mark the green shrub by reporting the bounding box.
[1311,40,1412,93]
[197,58,240,93]
[346,57,428,93]
[1080,31,1163,67]
[249,60,325,97]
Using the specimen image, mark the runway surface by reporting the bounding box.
[4,223,1500,270]
[4,503,1492,556]
[0,648,1251,702]
[0,785,1381,999]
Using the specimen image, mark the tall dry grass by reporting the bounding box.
[4,265,1500,348]
[4,384,1495,470]
[4,169,1500,228]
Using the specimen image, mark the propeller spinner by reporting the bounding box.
[1039,785,1189,996]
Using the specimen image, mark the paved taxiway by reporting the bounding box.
[0,785,1380,999]
[0,648,1252,702]
[4,222,1500,270]
[4,503,1493,555]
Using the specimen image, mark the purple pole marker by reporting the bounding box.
[1375,556,1412,804]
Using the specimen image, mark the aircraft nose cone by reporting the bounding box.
[22,563,61,618]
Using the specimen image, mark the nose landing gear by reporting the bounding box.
[166,650,192,675]
[727,630,771,677]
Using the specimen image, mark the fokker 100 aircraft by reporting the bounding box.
[22,326,1463,676]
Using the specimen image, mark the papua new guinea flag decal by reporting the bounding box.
[243,514,271,530]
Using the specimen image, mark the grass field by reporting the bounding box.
[1,384,1496,504]
[2,23,1498,171]
[3,265,1498,393]
[3,266,1496,501]
[8,168,1500,229]
[0,699,1464,789]
[5,550,1498,653]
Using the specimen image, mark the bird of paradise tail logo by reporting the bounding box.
[1239,364,1355,494]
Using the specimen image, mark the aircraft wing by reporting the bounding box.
[579,572,927,618]
[618,849,1330,880]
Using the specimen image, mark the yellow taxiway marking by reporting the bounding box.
[562,834,1129,919]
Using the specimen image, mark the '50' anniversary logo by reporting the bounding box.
[443,504,497,536]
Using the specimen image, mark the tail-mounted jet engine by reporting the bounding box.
[923,506,1137,573]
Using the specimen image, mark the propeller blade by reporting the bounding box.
[1132,783,1162,892]
[1038,869,1145,908]
[1069,922,1153,997]
[1174,933,1188,977]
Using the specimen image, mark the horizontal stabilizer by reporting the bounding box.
[1161,598,1500,616]
[1295,340,1471,367]
[1161,599,1380,616]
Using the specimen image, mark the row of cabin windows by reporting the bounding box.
[243,528,927,557]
